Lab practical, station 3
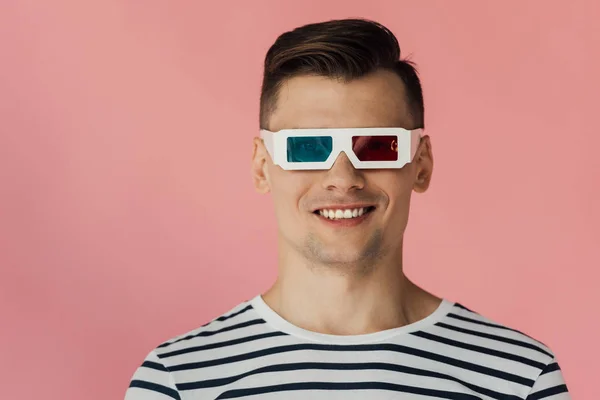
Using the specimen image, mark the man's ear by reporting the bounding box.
[413,135,434,193]
[251,137,271,194]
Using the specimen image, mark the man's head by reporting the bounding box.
[251,18,433,272]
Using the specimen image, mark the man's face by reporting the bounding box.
[252,69,433,270]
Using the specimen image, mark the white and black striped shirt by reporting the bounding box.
[125,296,570,399]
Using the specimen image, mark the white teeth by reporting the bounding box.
[318,207,370,219]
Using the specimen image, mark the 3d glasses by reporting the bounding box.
[260,127,422,170]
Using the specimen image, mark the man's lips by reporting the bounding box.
[311,204,377,213]
[312,205,377,220]
[312,205,376,226]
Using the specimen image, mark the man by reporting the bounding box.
[125,19,570,399]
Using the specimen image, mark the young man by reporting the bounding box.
[125,19,570,399]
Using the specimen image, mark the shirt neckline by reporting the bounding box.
[250,294,455,345]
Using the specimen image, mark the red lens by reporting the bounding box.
[352,136,398,161]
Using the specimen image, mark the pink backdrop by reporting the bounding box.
[1,1,598,398]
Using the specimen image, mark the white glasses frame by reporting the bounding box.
[260,127,423,170]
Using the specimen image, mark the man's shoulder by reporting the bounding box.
[444,300,557,360]
[152,297,258,356]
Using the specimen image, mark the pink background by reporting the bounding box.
[1,1,598,398]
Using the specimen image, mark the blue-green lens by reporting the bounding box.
[287,136,332,162]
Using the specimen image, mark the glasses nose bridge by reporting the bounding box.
[327,148,357,171]
[329,136,356,168]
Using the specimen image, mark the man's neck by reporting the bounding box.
[261,250,441,336]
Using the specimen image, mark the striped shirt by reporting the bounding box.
[125,296,570,399]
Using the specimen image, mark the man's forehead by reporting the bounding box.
[268,71,413,131]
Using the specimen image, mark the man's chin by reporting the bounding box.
[302,230,384,266]
[305,244,373,267]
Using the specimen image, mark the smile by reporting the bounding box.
[314,206,376,220]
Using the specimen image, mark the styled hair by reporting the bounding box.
[259,18,425,130]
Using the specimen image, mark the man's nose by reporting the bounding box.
[321,152,365,192]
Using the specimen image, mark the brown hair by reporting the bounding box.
[259,18,425,130]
